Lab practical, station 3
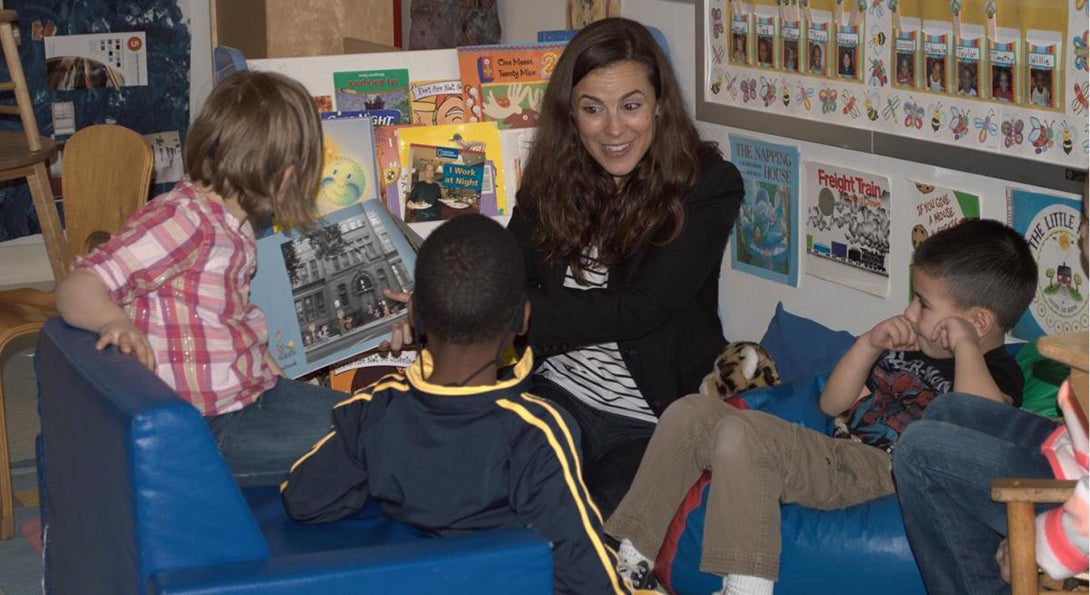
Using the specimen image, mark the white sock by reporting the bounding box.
[618,538,652,567]
[719,573,774,595]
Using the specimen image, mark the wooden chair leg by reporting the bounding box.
[0,358,13,540]
[1006,500,1039,595]
[27,161,67,283]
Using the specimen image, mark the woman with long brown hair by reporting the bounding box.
[508,17,744,517]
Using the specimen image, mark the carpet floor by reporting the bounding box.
[0,463,43,595]
[3,341,44,595]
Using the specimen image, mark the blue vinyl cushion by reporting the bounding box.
[37,318,553,595]
[660,376,926,595]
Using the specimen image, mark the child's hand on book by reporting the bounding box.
[378,288,415,353]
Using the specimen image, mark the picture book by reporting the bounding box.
[328,348,419,393]
[396,122,508,217]
[316,113,382,218]
[373,124,411,216]
[457,42,565,129]
[333,68,411,123]
[401,143,487,223]
[1006,189,1086,341]
[804,161,891,298]
[728,134,799,287]
[410,79,466,125]
[251,201,417,379]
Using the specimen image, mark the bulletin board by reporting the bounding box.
[696,0,1089,194]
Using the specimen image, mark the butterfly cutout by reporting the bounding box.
[741,78,757,102]
[1075,30,1088,71]
[1001,118,1024,148]
[902,100,923,129]
[819,88,838,113]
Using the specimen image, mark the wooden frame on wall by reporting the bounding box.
[695,1,1087,195]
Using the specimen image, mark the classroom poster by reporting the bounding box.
[1007,189,1087,341]
[728,134,800,286]
[804,162,891,297]
[908,181,980,250]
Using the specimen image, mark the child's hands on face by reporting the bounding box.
[928,316,980,355]
[96,319,155,371]
[865,315,919,352]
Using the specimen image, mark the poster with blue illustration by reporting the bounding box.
[728,135,799,286]
[1007,189,1087,341]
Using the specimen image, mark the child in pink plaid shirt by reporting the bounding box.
[57,71,345,487]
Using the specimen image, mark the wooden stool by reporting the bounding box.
[0,9,60,540]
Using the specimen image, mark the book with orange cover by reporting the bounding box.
[457,42,565,129]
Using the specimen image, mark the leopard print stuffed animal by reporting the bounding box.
[699,341,781,400]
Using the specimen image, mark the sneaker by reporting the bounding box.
[616,539,661,592]
[618,557,661,592]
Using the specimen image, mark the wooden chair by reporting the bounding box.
[992,332,1089,595]
[0,123,153,539]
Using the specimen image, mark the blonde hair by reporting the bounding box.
[185,71,323,229]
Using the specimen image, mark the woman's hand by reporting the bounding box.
[379,289,415,353]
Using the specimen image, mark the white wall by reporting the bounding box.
[498,0,1080,342]
[183,0,212,122]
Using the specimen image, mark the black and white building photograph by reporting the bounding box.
[279,208,413,363]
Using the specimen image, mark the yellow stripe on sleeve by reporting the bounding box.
[519,392,604,524]
[279,430,338,492]
[333,379,408,409]
[496,398,626,595]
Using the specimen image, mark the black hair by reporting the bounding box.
[912,218,1037,330]
[413,214,525,344]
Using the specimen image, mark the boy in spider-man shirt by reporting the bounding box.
[607,218,1037,595]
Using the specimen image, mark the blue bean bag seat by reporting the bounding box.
[653,375,926,595]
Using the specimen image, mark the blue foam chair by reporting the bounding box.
[36,318,552,595]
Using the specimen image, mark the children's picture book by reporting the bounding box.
[251,201,417,379]
[333,68,410,123]
[316,113,382,218]
[1006,189,1086,341]
[908,181,979,250]
[402,143,487,223]
[410,79,466,125]
[804,162,890,297]
[396,122,508,217]
[373,124,411,216]
[457,42,565,128]
[728,134,799,287]
[328,349,419,393]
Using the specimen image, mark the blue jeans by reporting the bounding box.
[892,393,1059,595]
[205,377,345,487]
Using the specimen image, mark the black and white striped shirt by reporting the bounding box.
[537,250,655,423]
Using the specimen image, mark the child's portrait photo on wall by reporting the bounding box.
[925,56,946,92]
[838,47,856,78]
[809,41,825,75]
[991,64,1014,101]
[895,52,915,86]
[782,39,799,71]
[956,61,978,97]
[733,32,749,64]
[757,37,773,67]
[1029,68,1053,107]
